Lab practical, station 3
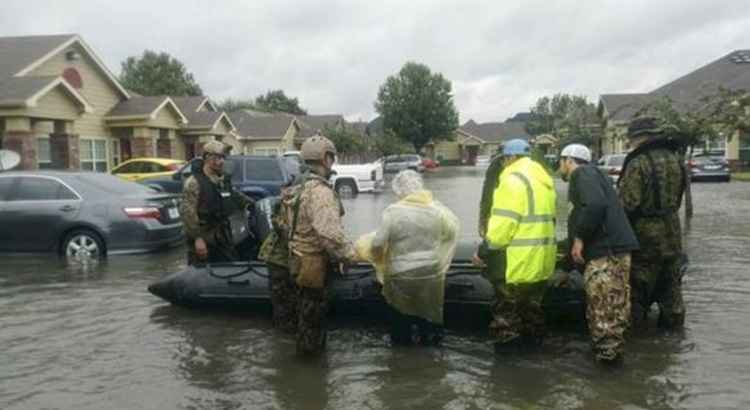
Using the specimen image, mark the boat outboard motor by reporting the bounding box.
[250,196,277,244]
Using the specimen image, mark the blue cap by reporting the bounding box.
[502,138,530,156]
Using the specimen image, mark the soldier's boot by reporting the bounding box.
[594,339,624,366]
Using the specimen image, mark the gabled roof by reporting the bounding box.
[0,34,75,79]
[459,120,529,143]
[172,96,217,114]
[105,96,187,123]
[651,50,750,104]
[0,34,130,99]
[183,111,236,131]
[229,111,296,139]
[297,114,345,131]
[0,76,93,112]
[599,93,654,122]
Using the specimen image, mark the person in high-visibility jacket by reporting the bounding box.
[476,138,557,352]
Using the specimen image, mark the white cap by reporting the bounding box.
[560,144,591,163]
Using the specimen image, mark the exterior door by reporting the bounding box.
[121,139,132,162]
[1,176,81,252]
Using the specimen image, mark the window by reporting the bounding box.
[254,148,279,156]
[113,161,144,174]
[37,137,53,169]
[80,139,108,172]
[244,158,282,181]
[10,177,77,201]
[111,139,122,166]
[740,131,750,162]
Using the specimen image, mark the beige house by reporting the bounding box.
[0,34,236,171]
[426,120,530,165]
[599,50,750,167]
[229,111,302,155]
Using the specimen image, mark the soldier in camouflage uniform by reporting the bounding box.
[287,134,357,356]
[559,144,639,364]
[258,176,307,334]
[180,141,254,265]
[618,117,687,330]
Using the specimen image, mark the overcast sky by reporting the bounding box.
[3,0,750,123]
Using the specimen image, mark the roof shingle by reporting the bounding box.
[0,34,75,79]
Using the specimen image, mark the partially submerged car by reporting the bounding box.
[0,171,182,261]
[597,154,626,184]
[383,154,424,173]
[283,151,384,196]
[688,155,731,182]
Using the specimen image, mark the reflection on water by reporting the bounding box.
[1,168,750,409]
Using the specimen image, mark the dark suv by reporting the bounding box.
[140,155,300,200]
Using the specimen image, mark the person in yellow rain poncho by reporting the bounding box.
[356,170,460,345]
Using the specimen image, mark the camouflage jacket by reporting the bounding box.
[287,173,356,261]
[478,155,504,236]
[618,139,685,258]
[180,172,254,245]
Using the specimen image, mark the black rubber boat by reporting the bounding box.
[147,242,587,327]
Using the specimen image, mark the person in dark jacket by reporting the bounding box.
[559,143,639,364]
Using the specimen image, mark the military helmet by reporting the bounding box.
[301,134,337,162]
[502,139,531,157]
[627,117,663,139]
[203,140,226,156]
[560,143,591,163]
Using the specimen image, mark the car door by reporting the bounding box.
[0,176,19,251]
[2,176,82,252]
[112,161,145,181]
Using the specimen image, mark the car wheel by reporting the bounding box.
[62,229,105,262]
[335,180,358,197]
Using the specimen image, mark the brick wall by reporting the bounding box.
[50,133,80,169]
[2,131,37,170]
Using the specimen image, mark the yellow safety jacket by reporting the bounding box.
[486,157,556,284]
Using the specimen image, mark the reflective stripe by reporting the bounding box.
[508,237,556,247]
[523,214,555,223]
[492,208,522,221]
[511,172,534,214]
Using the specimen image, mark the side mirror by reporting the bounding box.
[172,172,182,181]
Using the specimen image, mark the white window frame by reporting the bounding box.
[37,137,52,169]
[79,137,109,172]
[111,139,122,167]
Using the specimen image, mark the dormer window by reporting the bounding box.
[65,50,80,61]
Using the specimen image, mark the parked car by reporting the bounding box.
[475,155,491,167]
[597,154,626,183]
[422,158,440,169]
[0,171,183,261]
[282,151,384,196]
[140,155,299,199]
[688,155,731,182]
[383,154,424,173]
[111,157,185,182]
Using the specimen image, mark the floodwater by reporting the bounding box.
[2,167,750,409]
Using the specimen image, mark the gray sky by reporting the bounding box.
[3,0,749,123]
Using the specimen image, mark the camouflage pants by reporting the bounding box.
[269,264,298,334]
[489,281,547,345]
[584,254,631,362]
[630,253,685,329]
[296,286,329,356]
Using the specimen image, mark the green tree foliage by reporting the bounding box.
[374,62,459,153]
[120,50,203,96]
[527,94,598,148]
[216,98,257,112]
[323,125,365,156]
[255,89,307,115]
[371,130,413,157]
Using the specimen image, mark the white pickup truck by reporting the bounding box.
[282,151,384,196]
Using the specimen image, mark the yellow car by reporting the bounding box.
[111,157,186,182]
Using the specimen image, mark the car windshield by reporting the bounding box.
[609,155,625,166]
[244,158,283,180]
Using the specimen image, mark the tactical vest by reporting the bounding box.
[194,171,236,226]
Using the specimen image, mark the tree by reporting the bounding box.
[374,62,459,153]
[323,125,365,156]
[635,90,750,226]
[371,130,413,157]
[255,90,307,115]
[120,50,203,96]
[216,98,257,112]
[526,94,598,148]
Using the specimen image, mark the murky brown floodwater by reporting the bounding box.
[2,167,750,409]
